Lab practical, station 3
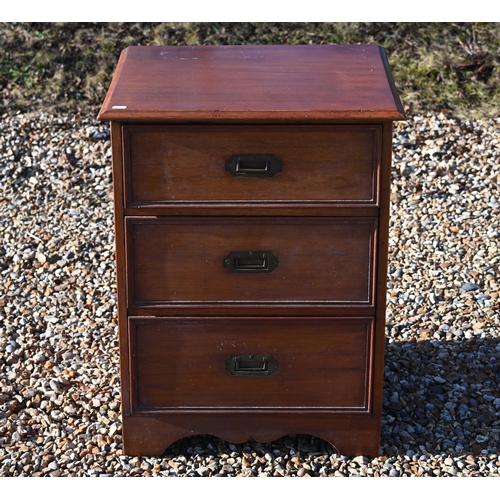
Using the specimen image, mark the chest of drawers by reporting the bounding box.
[98,44,404,456]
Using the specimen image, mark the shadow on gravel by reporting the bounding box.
[162,433,336,470]
[381,336,500,457]
[161,433,344,476]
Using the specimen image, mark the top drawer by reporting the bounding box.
[123,125,381,208]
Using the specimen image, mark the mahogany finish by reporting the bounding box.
[127,217,376,307]
[130,317,373,412]
[123,125,381,207]
[99,45,405,122]
[98,44,404,457]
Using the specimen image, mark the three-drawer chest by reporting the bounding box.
[98,44,405,457]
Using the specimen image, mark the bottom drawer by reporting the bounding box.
[129,317,374,413]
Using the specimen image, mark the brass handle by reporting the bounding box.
[223,251,278,273]
[225,354,279,377]
[225,154,282,177]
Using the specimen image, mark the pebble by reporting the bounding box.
[0,111,499,476]
[461,283,481,293]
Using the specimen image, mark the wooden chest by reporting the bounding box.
[98,44,405,456]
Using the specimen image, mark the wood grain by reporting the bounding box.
[126,217,377,307]
[98,45,405,122]
[123,125,381,207]
[129,317,373,412]
[122,413,382,456]
[109,122,132,415]
[99,44,405,457]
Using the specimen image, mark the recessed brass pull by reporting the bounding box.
[223,251,279,273]
[225,354,279,377]
[225,154,282,177]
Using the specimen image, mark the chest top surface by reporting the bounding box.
[98,44,405,123]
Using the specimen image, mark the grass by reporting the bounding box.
[1,22,499,118]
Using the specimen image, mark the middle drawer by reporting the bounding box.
[126,217,377,309]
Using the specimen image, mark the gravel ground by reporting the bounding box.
[0,111,499,477]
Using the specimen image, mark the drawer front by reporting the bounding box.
[123,125,380,207]
[126,217,376,307]
[129,317,373,412]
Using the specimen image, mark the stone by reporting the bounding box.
[1,112,500,478]
[461,283,480,293]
